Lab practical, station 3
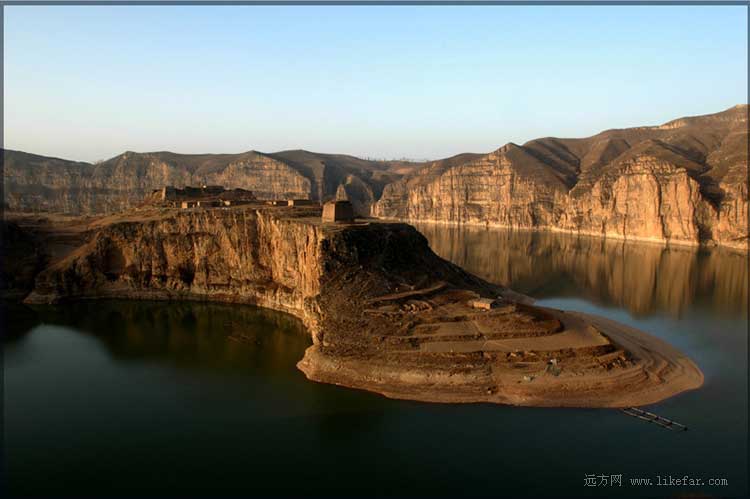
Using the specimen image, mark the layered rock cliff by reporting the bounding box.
[24,208,325,332]
[5,105,746,248]
[374,105,748,249]
[4,149,413,216]
[22,207,502,340]
[15,206,703,407]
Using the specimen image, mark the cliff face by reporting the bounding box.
[374,105,748,250]
[15,206,703,407]
[4,149,410,216]
[4,150,312,213]
[26,208,327,333]
[5,105,746,248]
[23,207,499,339]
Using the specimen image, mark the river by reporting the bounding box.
[4,225,747,497]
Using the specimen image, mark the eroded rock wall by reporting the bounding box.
[25,209,327,333]
[374,155,747,250]
[374,105,748,250]
[4,151,312,214]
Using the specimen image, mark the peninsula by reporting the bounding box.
[7,202,704,407]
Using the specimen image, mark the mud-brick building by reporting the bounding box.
[287,199,315,207]
[322,200,355,223]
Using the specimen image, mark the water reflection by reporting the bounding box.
[414,223,748,318]
[6,301,309,371]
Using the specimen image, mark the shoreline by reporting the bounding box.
[298,306,704,409]
[377,216,748,253]
[20,290,705,409]
[9,206,706,408]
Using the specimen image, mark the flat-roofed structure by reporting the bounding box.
[153,185,256,209]
[287,199,315,207]
[468,298,500,310]
[322,200,355,223]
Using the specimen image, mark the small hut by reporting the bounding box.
[469,298,500,310]
[322,200,355,223]
[287,199,315,207]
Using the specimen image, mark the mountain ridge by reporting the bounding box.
[4,104,747,248]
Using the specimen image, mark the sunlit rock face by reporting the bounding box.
[3,150,312,213]
[374,105,748,250]
[4,149,409,216]
[5,105,747,249]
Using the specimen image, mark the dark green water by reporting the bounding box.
[4,226,748,497]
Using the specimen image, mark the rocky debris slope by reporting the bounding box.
[374,105,748,249]
[17,206,702,407]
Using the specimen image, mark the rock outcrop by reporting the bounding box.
[16,205,703,407]
[374,105,748,250]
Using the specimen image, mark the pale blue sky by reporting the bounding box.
[4,5,747,162]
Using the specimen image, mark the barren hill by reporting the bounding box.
[373,105,748,249]
[4,105,747,248]
[3,148,417,215]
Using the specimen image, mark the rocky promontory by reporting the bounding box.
[12,205,703,407]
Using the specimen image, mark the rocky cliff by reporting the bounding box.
[15,206,703,407]
[21,207,501,340]
[3,149,413,216]
[5,105,746,249]
[24,208,325,333]
[374,105,748,249]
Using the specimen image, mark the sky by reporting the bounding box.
[3,5,748,162]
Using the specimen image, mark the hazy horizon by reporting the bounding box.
[4,5,747,163]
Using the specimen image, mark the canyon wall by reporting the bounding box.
[4,149,410,215]
[3,151,312,214]
[23,207,496,345]
[374,105,748,250]
[11,207,705,407]
[5,105,747,249]
[25,209,327,334]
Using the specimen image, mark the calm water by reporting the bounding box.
[4,226,748,497]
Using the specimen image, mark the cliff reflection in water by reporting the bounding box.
[414,223,748,318]
[16,301,310,370]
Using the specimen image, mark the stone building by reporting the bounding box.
[469,298,500,310]
[287,199,315,207]
[322,200,355,223]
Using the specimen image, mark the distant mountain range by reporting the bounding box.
[4,105,747,249]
